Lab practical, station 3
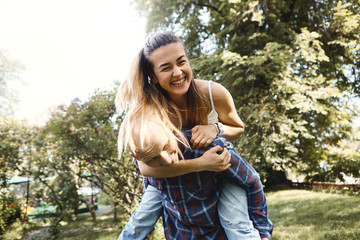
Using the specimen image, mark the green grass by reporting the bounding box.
[2,214,121,240]
[57,215,120,240]
[3,189,359,240]
[3,208,165,240]
[267,189,360,240]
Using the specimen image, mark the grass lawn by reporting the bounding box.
[56,215,119,240]
[4,189,359,240]
[267,189,360,240]
[3,214,121,240]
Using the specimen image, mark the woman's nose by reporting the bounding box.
[173,66,182,77]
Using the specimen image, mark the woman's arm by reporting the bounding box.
[212,81,244,141]
[138,145,231,178]
[190,80,244,149]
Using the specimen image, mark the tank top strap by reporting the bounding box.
[208,80,215,111]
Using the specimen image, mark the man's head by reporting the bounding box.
[131,120,180,167]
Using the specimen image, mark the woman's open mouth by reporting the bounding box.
[171,77,186,86]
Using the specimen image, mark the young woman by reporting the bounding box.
[116,32,273,239]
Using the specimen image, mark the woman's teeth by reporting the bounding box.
[171,78,186,85]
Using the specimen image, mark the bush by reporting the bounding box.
[0,195,22,235]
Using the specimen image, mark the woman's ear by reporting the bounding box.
[150,74,159,84]
[147,76,157,85]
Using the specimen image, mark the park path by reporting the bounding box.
[78,204,113,216]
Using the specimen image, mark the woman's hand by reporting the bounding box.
[198,145,231,172]
[190,124,218,149]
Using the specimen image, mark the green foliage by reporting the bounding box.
[0,50,25,117]
[0,118,33,188]
[40,88,142,215]
[0,119,40,234]
[134,0,360,182]
[1,86,142,235]
[0,119,21,189]
[0,194,21,235]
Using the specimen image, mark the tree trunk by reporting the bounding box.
[113,202,118,219]
[79,199,96,221]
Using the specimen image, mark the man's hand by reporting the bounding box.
[190,124,218,149]
[198,145,231,172]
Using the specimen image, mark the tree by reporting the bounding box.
[0,50,24,117]
[0,119,22,233]
[0,119,81,236]
[134,0,360,183]
[42,88,142,217]
[0,118,33,233]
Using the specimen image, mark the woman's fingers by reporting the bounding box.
[196,137,213,149]
[190,125,217,148]
[191,134,215,149]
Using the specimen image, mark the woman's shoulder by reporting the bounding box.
[194,79,228,97]
[194,79,209,87]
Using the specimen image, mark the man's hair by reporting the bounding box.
[121,109,185,161]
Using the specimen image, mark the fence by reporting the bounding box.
[291,181,360,192]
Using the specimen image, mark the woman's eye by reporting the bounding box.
[161,67,170,72]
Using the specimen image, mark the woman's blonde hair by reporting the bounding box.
[116,32,210,158]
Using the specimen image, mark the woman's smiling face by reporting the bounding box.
[149,42,193,101]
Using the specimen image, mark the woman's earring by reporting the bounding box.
[147,76,152,84]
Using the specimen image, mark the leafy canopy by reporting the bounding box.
[134,0,360,182]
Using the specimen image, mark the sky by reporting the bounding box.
[0,0,146,125]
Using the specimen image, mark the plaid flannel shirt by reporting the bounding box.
[144,129,273,239]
